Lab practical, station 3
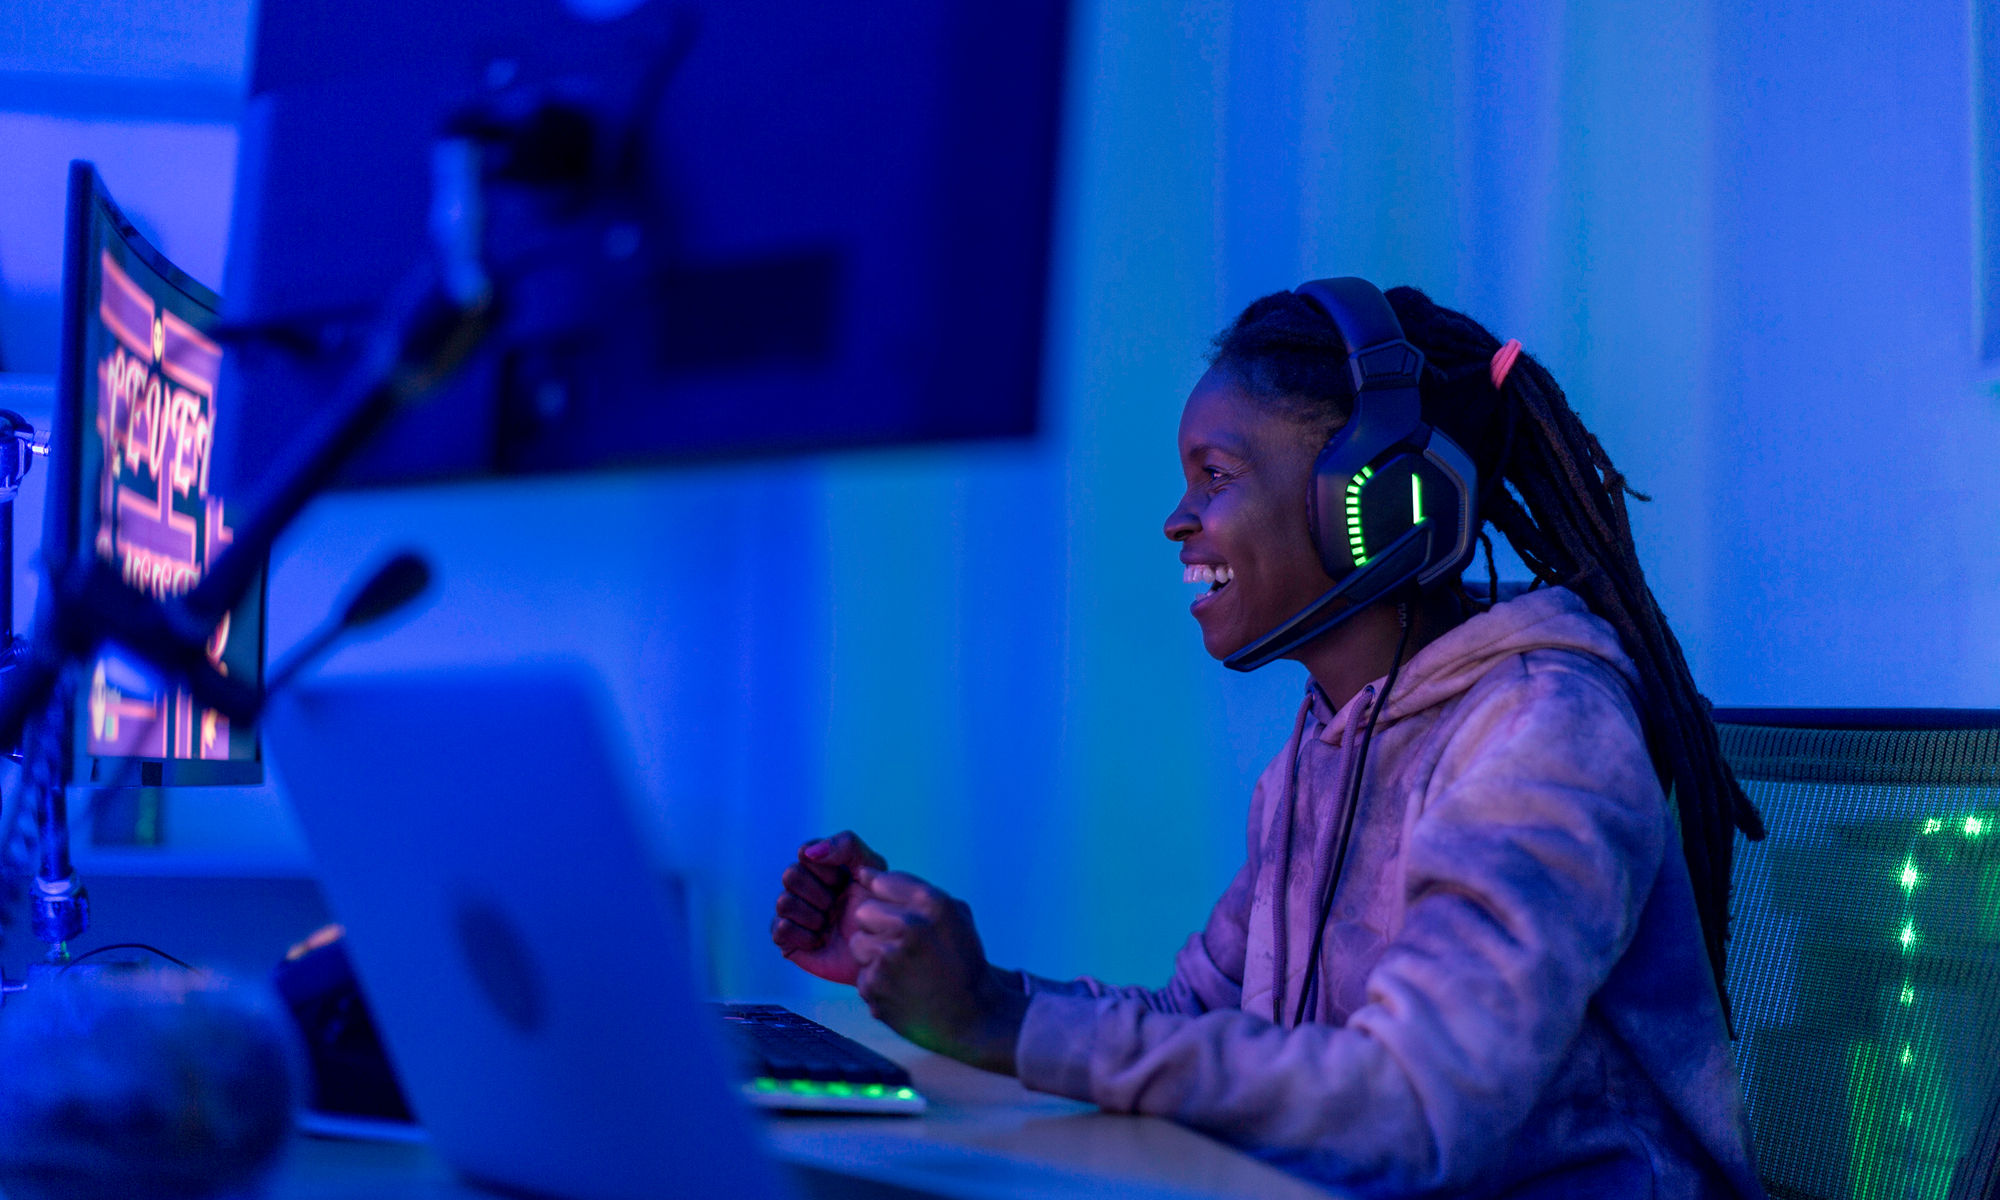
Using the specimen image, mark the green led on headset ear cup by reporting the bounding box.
[1336,451,1467,577]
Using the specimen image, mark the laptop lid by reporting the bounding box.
[266,663,791,1200]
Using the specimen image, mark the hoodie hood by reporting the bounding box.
[1314,586,1641,743]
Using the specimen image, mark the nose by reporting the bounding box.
[1164,494,1198,542]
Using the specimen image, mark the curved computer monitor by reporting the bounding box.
[47,160,266,796]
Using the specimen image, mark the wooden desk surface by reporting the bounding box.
[271,996,1334,1200]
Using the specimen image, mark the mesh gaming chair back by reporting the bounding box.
[1716,709,2000,1200]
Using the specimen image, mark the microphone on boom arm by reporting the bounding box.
[265,553,434,699]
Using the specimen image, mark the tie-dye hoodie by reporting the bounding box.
[1014,586,1764,1199]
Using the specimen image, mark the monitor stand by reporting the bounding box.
[86,760,166,847]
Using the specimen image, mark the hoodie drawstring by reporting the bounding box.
[1293,610,1417,1025]
[1271,683,1373,1026]
[1268,689,1316,1025]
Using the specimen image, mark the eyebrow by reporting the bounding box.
[1185,439,1250,460]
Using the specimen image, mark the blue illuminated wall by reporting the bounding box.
[0,0,1995,997]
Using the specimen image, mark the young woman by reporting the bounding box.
[771,280,1767,1198]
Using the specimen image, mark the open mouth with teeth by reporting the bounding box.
[1184,562,1234,602]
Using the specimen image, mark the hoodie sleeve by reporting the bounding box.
[1016,858,1250,1016]
[1013,651,1668,1194]
[1013,763,1275,1016]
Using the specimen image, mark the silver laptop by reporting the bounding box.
[266,664,794,1200]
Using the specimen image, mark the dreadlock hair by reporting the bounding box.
[1208,285,1767,1020]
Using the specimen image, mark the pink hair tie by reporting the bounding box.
[1489,339,1523,390]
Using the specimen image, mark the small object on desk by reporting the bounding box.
[273,925,417,1129]
[717,1003,926,1115]
[0,966,300,1200]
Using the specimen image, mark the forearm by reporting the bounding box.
[1014,992,1440,1188]
[850,867,1247,1077]
[959,964,1030,1075]
[869,962,1029,1075]
[1015,930,1242,1017]
[1016,970,1206,1014]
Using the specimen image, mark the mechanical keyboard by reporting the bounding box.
[714,1003,927,1115]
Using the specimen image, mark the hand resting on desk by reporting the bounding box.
[771,831,1028,1076]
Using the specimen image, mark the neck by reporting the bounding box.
[1293,590,1459,712]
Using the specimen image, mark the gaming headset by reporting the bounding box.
[1223,277,1481,672]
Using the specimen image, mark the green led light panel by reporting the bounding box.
[1343,466,1377,567]
[1717,718,2000,1200]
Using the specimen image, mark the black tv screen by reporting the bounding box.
[216,0,1068,492]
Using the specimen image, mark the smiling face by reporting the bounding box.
[1165,368,1340,660]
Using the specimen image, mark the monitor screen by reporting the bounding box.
[49,161,265,788]
[215,0,1067,492]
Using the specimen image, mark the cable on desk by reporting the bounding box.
[60,942,195,974]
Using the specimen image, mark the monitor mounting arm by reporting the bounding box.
[0,111,551,987]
